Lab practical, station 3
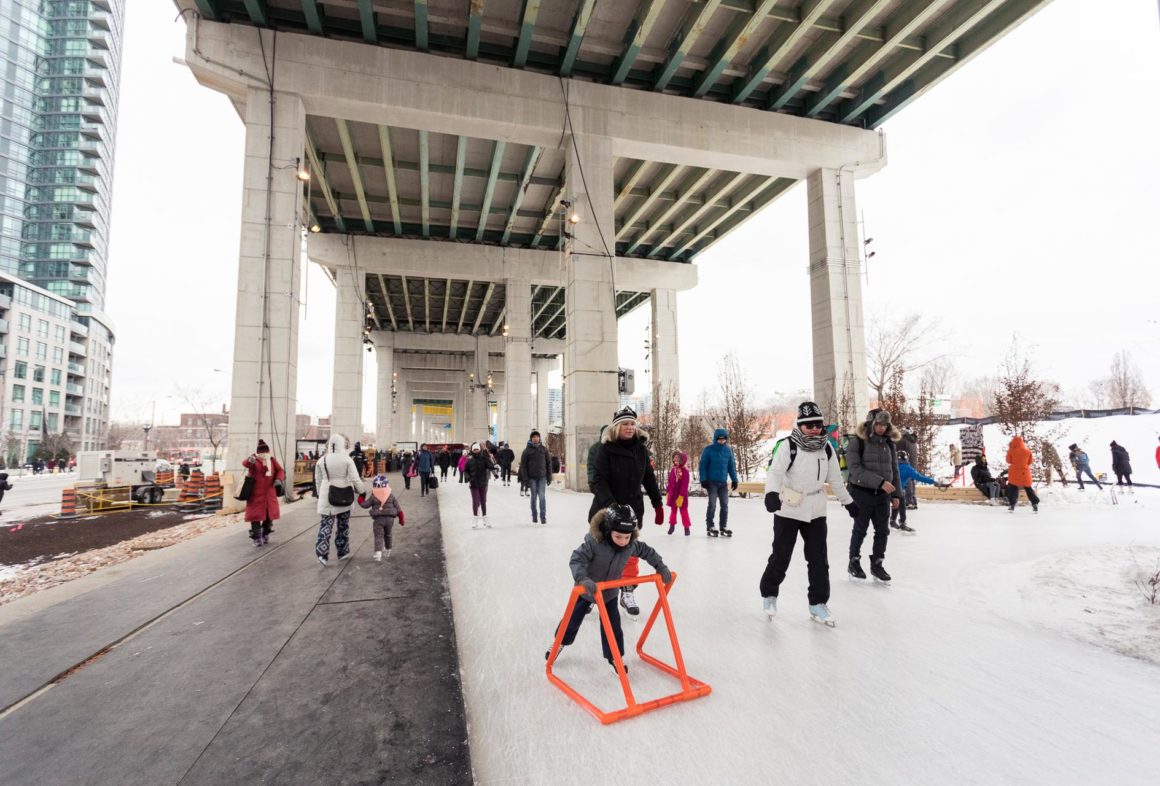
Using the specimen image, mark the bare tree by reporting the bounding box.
[106,421,136,450]
[4,430,21,467]
[991,342,1060,443]
[41,431,74,461]
[825,371,858,438]
[715,353,769,481]
[648,382,682,491]
[178,387,229,473]
[679,413,710,483]
[1105,351,1152,409]
[866,312,946,404]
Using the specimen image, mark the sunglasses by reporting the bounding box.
[800,422,826,431]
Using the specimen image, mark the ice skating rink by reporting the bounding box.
[438,480,1160,786]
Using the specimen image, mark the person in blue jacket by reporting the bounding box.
[698,428,739,537]
[416,443,435,496]
[890,450,940,533]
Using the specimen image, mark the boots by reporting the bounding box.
[848,558,866,580]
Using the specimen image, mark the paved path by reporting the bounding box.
[0,488,471,785]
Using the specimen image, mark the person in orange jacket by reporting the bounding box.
[1004,436,1039,513]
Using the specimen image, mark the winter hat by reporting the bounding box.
[795,401,824,426]
[1068,443,1079,451]
[868,409,892,425]
[602,504,638,535]
[470,442,481,453]
[530,430,540,439]
[372,474,390,488]
[611,406,638,427]
[256,439,270,453]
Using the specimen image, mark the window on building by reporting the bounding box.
[16,337,29,356]
[14,362,26,380]
[52,347,63,364]
[32,388,43,405]
[50,369,61,385]
[29,411,41,431]
[12,385,24,403]
[49,390,60,406]
[18,314,31,332]
[36,342,47,359]
[54,325,65,342]
[9,409,22,429]
[47,414,58,431]
[37,319,48,338]
[33,366,45,383]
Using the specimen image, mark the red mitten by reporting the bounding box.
[397,511,405,526]
[357,493,366,505]
[654,506,664,525]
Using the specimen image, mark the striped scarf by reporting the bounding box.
[789,427,828,452]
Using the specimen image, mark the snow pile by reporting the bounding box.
[979,545,1160,666]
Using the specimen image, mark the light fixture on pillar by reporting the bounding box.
[560,199,581,241]
[863,234,876,283]
[295,157,311,182]
[309,222,321,233]
[501,323,509,338]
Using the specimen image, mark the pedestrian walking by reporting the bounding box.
[0,471,12,516]
[520,430,551,524]
[1005,436,1040,512]
[970,454,1002,504]
[697,428,739,537]
[1110,441,1133,488]
[1039,440,1069,486]
[589,406,664,618]
[665,451,691,535]
[846,409,903,584]
[891,450,941,533]
[761,401,857,627]
[545,504,671,674]
[464,442,495,529]
[242,439,285,546]
[949,442,963,483]
[349,441,367,477]
[416,443,434,495]
[358,474,404,561]
[313,434,366,565]
[496,442,516,486]
[401,451,415,490]
[1068,443,1103,490]
[437,448,451,481]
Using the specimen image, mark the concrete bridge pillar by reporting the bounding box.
[331,262,365,446]
[375,333,395,448]
[650,288,680,404]
[502,280,533,447]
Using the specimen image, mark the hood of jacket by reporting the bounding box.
[588,508,640,544]
[1009,436,1027,452]
[855,421,901,442]
[673,451,687,467]
[712,428,728,441]
[328,433,348,454]
[602,423,649,445]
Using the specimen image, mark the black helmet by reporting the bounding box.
[602,504,638,535]
[898,450,910,463]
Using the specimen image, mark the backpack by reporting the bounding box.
[769,438,833,473]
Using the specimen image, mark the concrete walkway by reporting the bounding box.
[0,488,471,785]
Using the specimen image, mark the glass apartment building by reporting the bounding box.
[0,1,121,458]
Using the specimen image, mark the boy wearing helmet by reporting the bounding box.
[546,504,672,673]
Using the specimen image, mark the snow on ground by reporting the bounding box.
[438,478,1160,785]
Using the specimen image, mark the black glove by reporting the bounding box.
[579,579,597,600]
[700,481,708,489]
[764,492,781,513]
[657,565,673,585]
[845,503,858,519]
[274,481,284,496]
[731,480,738,492]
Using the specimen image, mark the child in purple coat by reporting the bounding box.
[666,451,691,535]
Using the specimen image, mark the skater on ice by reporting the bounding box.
[665,451,692,536]
[698,428,738,537]
[519,430,551,524]
[464,442,495,529]
[1068,443,1103,490]
[760,401,856,627]
[890,451,941,533]
[1004,436,1040,512]
[1109,441,1133,489]
[546,504,671,673]
[846,409,903,584]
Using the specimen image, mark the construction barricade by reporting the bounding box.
[545,572,710,724]
[59,487,78,519]
[202,473,223,513]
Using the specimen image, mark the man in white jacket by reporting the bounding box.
[760,401,857,627]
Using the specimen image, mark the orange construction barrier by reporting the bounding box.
[545,572,710,724]
[59,487,78,519]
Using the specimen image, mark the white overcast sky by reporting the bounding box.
[107,0,1160,428]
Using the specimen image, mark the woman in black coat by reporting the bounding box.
[1110,441,1133,488]
[588,407,663,618]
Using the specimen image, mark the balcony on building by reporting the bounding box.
[65,404,82,417]
[68,362,86,376]
[0,318,8,334]
[87,32,109,51]
[70,321,89,338]
[69,341,87,357]
[66,382,84,396]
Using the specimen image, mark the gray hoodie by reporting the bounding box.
[569,509,667,603]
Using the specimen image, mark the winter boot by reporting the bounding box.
[684,527,691,536]
[667,524,675,535]
[706,527,720,537]
[619,587,640,617]
[899,524,916,534]
[373,551,382,562]
[762,596,777,620]
[848,558,866,581]
[870,559,891,583]
[809,603,836,627]
[253,536,263,548]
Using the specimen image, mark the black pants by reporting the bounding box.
[440,466,449,480]
[403,473,412,490]
[501,465,512,484]
[249,518,273,540]
[1115,472,1132,487]
[420,471,431,495]
[759,514,829,605]
[557,594,623,662]
[889,501,907,524]
[1006,484,1040,509]
[848,485,891,561]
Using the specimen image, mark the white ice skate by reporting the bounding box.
[483,516,492,528]
[472,518,482,530]
[809,603,835,627]
[762,596,777,620]
[373,551,382,562]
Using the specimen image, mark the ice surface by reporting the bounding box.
[438,479,1160,785]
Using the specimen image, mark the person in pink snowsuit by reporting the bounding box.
[666,451,692,535]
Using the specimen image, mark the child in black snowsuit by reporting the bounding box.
[358,474,404,562]
[546,504,671,672]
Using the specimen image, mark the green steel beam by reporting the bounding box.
[304,133,346,232]
[654,0,723,91]
[193,0,217,18]
[415,0,429,50]
[691,0,778,98]
[241,0,269,27]
[616,164,686,240]
[466,0,484,60]
[321,151,558,188]
[559,0,598,77]
[805,0,950,117]
[335,118,375,232]
[476,140,507,242]
[731,0,833,105]
[501,146,543,244]
[676,178,795,260]
[449,136,468,238]
[766,0,889,110]
[333,189,545,219]
[376,274,398,330]
[667,176,781,259]
[646,170,748,257]
[610,0,667,86]
[419,130,430,237]
[530,183,564,247]
[864,0,1051,128]
[458,281,474,334]
[400,275,415,331]
[532,288,562,326]
[299,0,324,33]
[614,160,652,210]
[376,125,403,234]
[513,0,542,68]
[472,282,496,335]
[624,167,715,255]
[839,0,1005,124]
[356,0,377,43]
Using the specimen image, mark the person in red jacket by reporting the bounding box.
[1155,436,1160,471]
[242,439,285,545]
[665,451,691,536]
[1004,436,1039,513]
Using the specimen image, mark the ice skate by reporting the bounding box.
[373,550,382,562]
[706,527,719,537]
[472,518,482,530]
[338,552,352,561]
[899,524,916,534]
[889,520,901,530]
[762,596,777,620]
[809,603,835,627]
[252,537,263,548]
[684,527,690,536]
[384,549,391,558]
[847,558,866,581]
[667,524,675,535]
[870,559,891,584]
[619,587,640,617]
[483,516,492,528]
[720,527,733,537]
[607,658,628,675]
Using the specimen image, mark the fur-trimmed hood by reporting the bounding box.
[588,508,640,544]
[602,423,649,445]
[855,421,902,442]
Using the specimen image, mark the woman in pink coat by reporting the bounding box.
[242,438,285,546]
[666,451,692,535]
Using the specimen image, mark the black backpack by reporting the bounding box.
[770,438,833,473]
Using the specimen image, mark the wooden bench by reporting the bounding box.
[736,480,985,503]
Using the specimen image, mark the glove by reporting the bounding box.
[357,493,366,505]
[675,495,684,508]
[654,506,664,525]
[845,503,858,519]
[657,564,673,586]
[764,492,781,513]
[397,511,405,526]
[700,481,708,489]
[579,579,597,600]
[274,481,284,496]
[731,480,738,492]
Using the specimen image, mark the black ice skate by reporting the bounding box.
[898,523,916,534]
[706,527,720,537]
[848,558,866,581]
[870,559,891,584]
[719,527,733,537]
